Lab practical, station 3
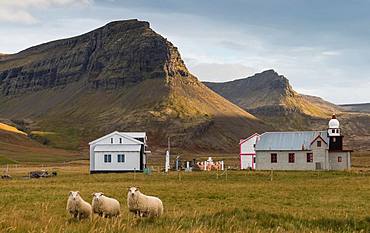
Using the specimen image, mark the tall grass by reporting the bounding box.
[0,167,369,232]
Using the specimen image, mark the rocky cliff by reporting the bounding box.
[0,20,190,95]
[0,20,268,153]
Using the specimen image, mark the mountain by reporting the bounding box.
[340,103,370,113]
[204,70,370,151]
[204,70,340,129]
[0,20,268,154]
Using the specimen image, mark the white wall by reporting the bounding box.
[240,155,255,169]
[93,151,140,171]
[96,134,139,145]
[329,152,350,170]
[240,135,258,154]
[256,150,320,170]
[310,137,329,170]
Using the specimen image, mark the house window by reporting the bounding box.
[332,129,335,133]
[317,141,321,147]
[104,154,111,163]
[253,157,256,163]
[289,153,295,163]
[110,138,113,144]
[338,156,342,162]
[307,153,313,163]
[271,153,277,163]
[119,138,122,144]
[117,154,125,163]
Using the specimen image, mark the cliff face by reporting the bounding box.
[0,20,268,153]
[204,70,296,110]
[0,20,189,95]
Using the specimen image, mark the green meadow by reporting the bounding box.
[0,165,369,233]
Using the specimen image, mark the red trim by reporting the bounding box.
[239,154,243,169]
[239,133,259,145]
[310,135,328,145]
[240,153,256,155]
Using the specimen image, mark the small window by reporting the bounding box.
[317,141,321,147]
[104,154,111,163]
[110,138,113,144]
[306,153,313,163]
[289,153,295,163]
[271,153,277,163]
[117,154,125,163]
[253,144,256,148]
[338,156,342,162]
[332,129,335,133]
[253,157,256,163]
[119,138,122,144]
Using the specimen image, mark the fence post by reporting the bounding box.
[270,168,273,181]
[225,167,228,181]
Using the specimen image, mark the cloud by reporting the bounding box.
[0,0,92,24]
[0,8,38,24]
[187,61,257,82]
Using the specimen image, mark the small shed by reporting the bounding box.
[89,131,148,173]
[239,133,259,170]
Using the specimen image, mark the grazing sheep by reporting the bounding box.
[66,191,92,220]
[127,187,163,217]
[92,192,121,218]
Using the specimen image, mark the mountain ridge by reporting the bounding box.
[0,19,268,155]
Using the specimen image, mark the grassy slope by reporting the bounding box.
[0,75,268,154]
[340,103,370,113]
[0,130,83,163]
[0,166,369,232]
[0,123,27,135]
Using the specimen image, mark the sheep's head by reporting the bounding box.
[92,192,104,202]
[69,191,80,201]
[128,187,140,200]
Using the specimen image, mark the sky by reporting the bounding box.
[0,0,369,104]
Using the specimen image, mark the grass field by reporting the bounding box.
[0,165,369,233]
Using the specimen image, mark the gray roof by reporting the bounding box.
[255,131,328,151]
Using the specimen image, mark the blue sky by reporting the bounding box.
[0,0,369,104]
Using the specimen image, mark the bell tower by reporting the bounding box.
[327,114,343,151]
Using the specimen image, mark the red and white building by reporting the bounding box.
[239,133,259,170]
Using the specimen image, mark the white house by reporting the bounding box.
[89,131,148,173]
[239,133,259,170]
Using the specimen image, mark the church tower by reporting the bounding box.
[327,114,343,151]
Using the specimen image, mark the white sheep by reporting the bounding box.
[92,192,121,218]
[127,187,163,218]
[66,191,92,220]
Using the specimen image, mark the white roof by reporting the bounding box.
[89,131,144,145]
[94,145,141,152]
[121,132,146,139]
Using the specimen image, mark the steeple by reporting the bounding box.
[327,114,343,151]
[328,113,340,136]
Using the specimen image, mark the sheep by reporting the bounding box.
[91,192,121,218]
[66,191,92,220]
[127,187,163,218]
